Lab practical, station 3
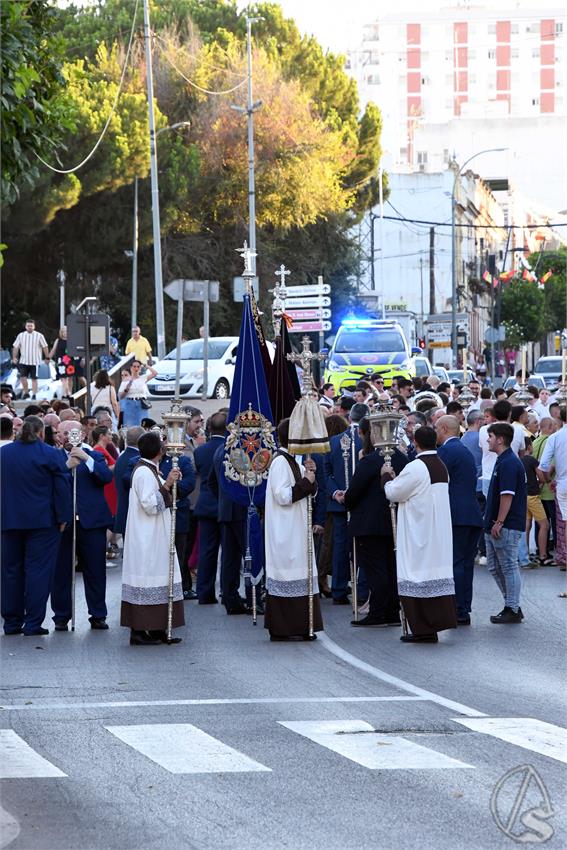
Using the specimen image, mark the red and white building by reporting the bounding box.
[347,1,567,213]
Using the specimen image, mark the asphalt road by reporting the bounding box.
[1,561,566,850]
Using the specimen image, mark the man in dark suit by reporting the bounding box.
[159,445,196,599]
[208,443,251,615]
[1,416,71,635]
[194,412,227,604]
[113,426,144,536]
[323,403,367,604]
[436,414,483,625]
[344,447,408,626]
[51,419,113,630]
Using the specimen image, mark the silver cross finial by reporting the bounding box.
[236,242,256,278]
[286,335,325,397]
[275,264,291,288]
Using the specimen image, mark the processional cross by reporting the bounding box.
[236,242,257,295]
[269,264,291,337]
[286,335,324,397]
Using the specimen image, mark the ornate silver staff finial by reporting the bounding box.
[269,264,291,337]
[286,334,324,397]
[236,242,257,294]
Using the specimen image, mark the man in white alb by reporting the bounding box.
[12,320,49,399]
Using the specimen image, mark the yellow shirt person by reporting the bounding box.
[125,327,153,365]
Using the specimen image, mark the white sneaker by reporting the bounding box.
[357,598,370,616]
[478,556,487,566]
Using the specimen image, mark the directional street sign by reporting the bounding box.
[285,284,330,297]
[286,308,331,321]
[165,279,220,302]
[284,296,331,308]
[288,320,332,333]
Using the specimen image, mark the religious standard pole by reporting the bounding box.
[269,263,290,337]
[287,336,325,639]
[340,432,358,621]
[67,425,83,632]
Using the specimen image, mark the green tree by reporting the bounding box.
[1,0,73,204]
[501,280,546,345]
[4,0,384,349]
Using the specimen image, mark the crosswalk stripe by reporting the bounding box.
[105,724,271,774]
[278,720,475,770]
[453,717,567,765]
[0,730,66,779]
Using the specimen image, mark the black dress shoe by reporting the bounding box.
[332,597,350,606]
[24,627,49,636]
[400,633,438,643]
[148,630,182,644]
[4,629,23,635]
[183,589,198,600]
[226,604,248,615]
[130,630,162,645]
[89,617,109,630]
[457,616,471,625]
[319,588,332,599]
[351,615,390,627]
[302,634,318,641]
[54,623,69,632]
[198,596,218,605]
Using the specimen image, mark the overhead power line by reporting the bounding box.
[156,40,247,95]
[34,0,140,174]
[382,214,567,229]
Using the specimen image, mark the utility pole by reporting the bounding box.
[58,270,66,328]
[419,257,424,338]
[378,164,385,318]
[231,15,262,276]
[143,0,166,360]
[131,176,139,331]
[429,227,436,315]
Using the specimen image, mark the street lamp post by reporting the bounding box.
[451,147,507,366]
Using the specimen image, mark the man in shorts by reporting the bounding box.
[12,320,49,399]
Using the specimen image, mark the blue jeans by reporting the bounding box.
[518,531,530,566]
[485,528,522,612]
[121,397,143,427]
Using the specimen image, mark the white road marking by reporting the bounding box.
[105,723,271,774]
[318,633,487,718]
[0,801,20,849]
[0,730,66,779]
[0,695,427,712]
[278,720,475,770]
[453,717,567,765]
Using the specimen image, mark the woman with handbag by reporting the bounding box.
[90,369,120,427]
[118,360,157,427]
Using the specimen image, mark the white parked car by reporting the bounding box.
[147,337,239,399]
[533,356,563,389]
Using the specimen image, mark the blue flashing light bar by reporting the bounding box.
[340,318,397,327]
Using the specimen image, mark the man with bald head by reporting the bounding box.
[435,415,483,625]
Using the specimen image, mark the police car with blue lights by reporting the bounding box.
[323,318,421,393]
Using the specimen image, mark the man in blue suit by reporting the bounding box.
[436,414,483,625]
[1,416,71,635]
[113,426,144,536]
[51,419,113,630]
[323,403,368,604]
[208,443,250,614]
[194,412,227,604]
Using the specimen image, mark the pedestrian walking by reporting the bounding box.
[12,320,50,399]
[483,423,527,623]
